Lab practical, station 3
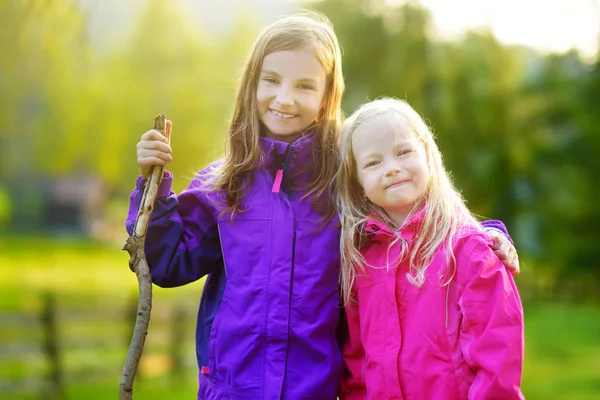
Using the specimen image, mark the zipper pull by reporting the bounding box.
[272,169,283,193]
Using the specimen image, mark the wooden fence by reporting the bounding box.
[0,292,198,399]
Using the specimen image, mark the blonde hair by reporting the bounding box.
[336,97,481,303]
[207,11,344,218]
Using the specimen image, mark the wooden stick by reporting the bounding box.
[120,114,168,400]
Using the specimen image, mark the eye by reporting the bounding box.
[262,77,278,84]
[397,149,412,157]
[298,83,315,90]
[364,160,379,168]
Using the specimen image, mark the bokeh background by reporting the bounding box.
[1,0,599,399]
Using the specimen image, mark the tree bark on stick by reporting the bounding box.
[120,114,169,400]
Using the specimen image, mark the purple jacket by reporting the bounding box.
[126,135,344,399]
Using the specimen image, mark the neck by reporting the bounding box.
[388,212,408,229]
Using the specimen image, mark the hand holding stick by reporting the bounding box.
[120,114,170,400]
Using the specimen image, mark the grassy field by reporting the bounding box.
[1,234,599,399]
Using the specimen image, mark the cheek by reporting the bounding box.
[255,87,265,104]
[308,92,325,110]
[418,166,431,190]
[360,172,378,192]
[256,84,272,105]
[356,171,368,192]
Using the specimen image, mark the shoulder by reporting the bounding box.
[453,226,492,255]
[452,226,501,281]
[179,160,226,205]
[187,160,224,189]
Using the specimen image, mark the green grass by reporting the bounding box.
[4,375,198,400]
[522,303,600,399]
[0,233,203,305]
[1,234,600,399]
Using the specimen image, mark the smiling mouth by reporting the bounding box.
[271,109,297,119]
[385,180,408,190]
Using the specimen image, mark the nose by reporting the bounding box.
[384,162,401,177]
[276,86,294,107]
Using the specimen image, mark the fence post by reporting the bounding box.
[41,292,65,400]
[170,302,185,380]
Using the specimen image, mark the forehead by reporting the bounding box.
[261,48,325,79]
[351,117,415,152]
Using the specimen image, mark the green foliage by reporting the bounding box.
[312,0,600,279]
[0,186,12,226]
[0,0,598,278]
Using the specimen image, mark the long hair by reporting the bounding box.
[206,11,345,218]
[336,98,481,303]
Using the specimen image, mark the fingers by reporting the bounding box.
[137,128,173,179]
[486,229,503,251]
[138,148,172,165]
[485,229,521,275]
[502,247,519,276]
[166,120,172,143]
[493,241,521,276]
[509,254,520,276]
[137,137,172,156]
[141,129,170,144]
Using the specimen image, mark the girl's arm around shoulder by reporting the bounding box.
[481,219,520,275]
[125,166,222,288]
[480,219,513,244]
[454,231,525,400]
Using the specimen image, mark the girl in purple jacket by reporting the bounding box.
[127,12,519,400]
[337,98,525,399]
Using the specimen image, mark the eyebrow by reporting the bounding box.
[357,152,380,161]
[357,143,413,160]
[260,69,281,77]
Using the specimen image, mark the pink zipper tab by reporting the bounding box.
[272,169,283,193]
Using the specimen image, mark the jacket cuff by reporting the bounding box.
[135,170,173,198]
[481,219,513,245]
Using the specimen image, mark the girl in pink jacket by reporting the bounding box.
[336,98,525,399]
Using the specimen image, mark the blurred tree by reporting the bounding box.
[314,0,600,282]
[0,0,89,228]
[92,0,260,194]
[0,185,12,226]
[532,52,600,278]
[2,0,598,282]
[430,32,525,225]
[0,0,88,177]
[314,0,390,111]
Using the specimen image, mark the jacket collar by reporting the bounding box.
[364,205,427,241]
[259,132,315,161]
[259,133,316,181]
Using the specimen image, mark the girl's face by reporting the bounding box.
[352,118,430,227]
[257,47,326,143]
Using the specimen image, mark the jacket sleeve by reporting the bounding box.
[481,219,513,244]
[339,289,367,400]
[457,235,525,400]
[125,170,222,288]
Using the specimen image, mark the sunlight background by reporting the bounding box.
[416,0,599,59]
[77,0,599,59]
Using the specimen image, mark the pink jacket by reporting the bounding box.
[340,211,525,400]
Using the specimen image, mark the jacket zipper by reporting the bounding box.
[279,144,296,397]
[272,145,292,194]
